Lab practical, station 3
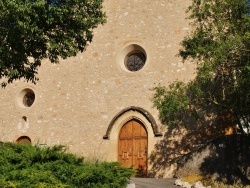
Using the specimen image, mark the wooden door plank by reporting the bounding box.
[118,120,148,177]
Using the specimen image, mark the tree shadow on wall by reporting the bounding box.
[148,104,225,176]
[148,121,218,178]
[200,135,250,185]
[149,125,250,185]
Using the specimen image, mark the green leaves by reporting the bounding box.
[152,82,190,127]
[0,142,133,188]
[0,0,106,86]
[154,0,250,132]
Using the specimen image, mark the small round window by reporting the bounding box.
[125,51,146,71]
[116,44,147,73]
[16,88,36,108]
[23,90,35,107]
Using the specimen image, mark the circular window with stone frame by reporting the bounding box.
[16,88,36,108]
[117,44,147,72]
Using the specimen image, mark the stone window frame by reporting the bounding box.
[116,44,148,73]
[16,87,36,108]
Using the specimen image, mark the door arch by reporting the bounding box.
[16,136,31,145]
[118,119,148,177]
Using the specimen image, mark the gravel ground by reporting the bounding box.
[127,178,178,188]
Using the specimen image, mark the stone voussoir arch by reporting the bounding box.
[103,106,162,140]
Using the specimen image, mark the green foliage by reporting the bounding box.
[153,0,250,133]
[0,142,134,188]
[0,0,106,86]
[152,82,190,127]
[152,81,203,129]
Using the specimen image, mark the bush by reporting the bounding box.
[0,142,134,188]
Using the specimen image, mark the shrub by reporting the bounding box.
[0,142,134,188]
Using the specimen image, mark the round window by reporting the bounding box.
[116,44,147,73]
[125,51,146,71]
[16,88,36,108]
[23,90,35,107]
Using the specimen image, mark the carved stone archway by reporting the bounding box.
[102,106,162,172]
[103,106,162,140]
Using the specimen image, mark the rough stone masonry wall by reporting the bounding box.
[176,135,250,184]
[0,0,194,174]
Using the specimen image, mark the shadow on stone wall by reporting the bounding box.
[200,135,250,185]
[149,133,250,186]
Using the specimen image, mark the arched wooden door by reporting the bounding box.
[118,119,148,177]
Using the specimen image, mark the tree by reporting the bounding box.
[0,0,106,87]
[152,0,250,134]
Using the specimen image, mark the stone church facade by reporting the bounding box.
[0,0,195,177]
